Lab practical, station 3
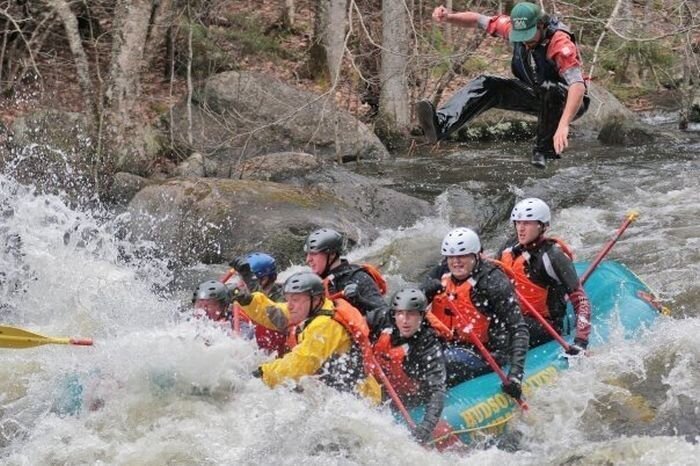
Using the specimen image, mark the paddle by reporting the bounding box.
[326,292,417,427]
[580,210,639,284]
[221,270,248,335]
[516,289,575,353]
[329,291,461,449]
[465,330,529,410]
[514,211,640,354]
[0,325,93,349]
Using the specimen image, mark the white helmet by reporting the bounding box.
[511,198,551,224]
[441,228,481,256]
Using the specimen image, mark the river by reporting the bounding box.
[1,128,698,464]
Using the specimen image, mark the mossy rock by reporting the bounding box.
[126,178,379,264]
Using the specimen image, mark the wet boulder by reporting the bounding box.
[126,177,410,266]
[597,116,655,146]
[234,152,433,230]
[107,172,155,205]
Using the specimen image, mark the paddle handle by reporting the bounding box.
[68,338,94,346]
[467,332,528,410]
[516,290,572,353]
[580,210,639,285]
[368,353,417,430]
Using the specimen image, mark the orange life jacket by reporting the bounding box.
[428,274,490,345]
[500,237,574,320]
[372,330,420,397]
[322,263,388,296]
[285,298,375,375]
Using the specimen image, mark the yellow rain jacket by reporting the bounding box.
[241,293,381,403]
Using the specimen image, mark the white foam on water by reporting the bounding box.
[1,144,699,464]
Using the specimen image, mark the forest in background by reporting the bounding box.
[0,0,698,180]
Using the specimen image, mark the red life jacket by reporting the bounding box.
[500,237,574,320]
[429,274,490,345]
[322,263,388,297]
[372,330,420,397]
[285,298,374,375]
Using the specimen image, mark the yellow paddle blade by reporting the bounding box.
[0,325,93,349]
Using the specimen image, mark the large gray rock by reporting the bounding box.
[127,178,381,265]
[168,71,389,164]
[574,82,638,132]
[108,172,155,205]
[235,152,433,229]
[597,116,655,146]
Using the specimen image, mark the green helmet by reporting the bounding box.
[192,280,231,305]
[391,287,428,313]
[283,271,325,296]
[304,228,344,255]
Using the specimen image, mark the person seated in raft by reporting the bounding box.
[232,271,381,402]
[227,252,287,355]
[497,198,591,353]
[228,252,283,300]
[304,228,389,322]
[421,228,529,399]
[371,287,447,444]
[192,279,235,332]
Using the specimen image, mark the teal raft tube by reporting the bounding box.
[409,260,667,445]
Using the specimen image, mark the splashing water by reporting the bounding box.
[1,134,699,465]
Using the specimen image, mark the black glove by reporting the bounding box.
[229,255,253,278]
[343,283,359,299]
[566,338,588,356]
[230,287,253,306]
[252,367,263,378]
[422,278,445,302]
[412,423,433,444]
[501,376,523,400]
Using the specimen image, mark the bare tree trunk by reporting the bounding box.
[308,0,347,84]
[49,0,98,122]
[282,0,295,29]
[102,0,165,173]
[379,0,411,130]
[324,0,348,84]
[678,2,695,130]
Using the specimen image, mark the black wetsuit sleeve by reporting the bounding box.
[547,245,581,293]
[547,245,592,344]
[415,335,447,435]
[425,259,448,282]
[482,268,529,381]
[421,260,449,304]
[348,270,390,319]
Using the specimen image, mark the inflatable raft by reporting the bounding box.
[411,260,666,445]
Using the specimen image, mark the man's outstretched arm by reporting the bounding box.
[553,82,585,154]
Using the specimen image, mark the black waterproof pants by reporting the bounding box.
[525,315,567,348]
[435,75,589,155]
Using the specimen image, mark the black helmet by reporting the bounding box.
[283,271,325,296]
[192,280,231,305]
[303,228,344,255]
[390,287,427,313]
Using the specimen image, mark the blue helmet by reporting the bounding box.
[245,252,277,280]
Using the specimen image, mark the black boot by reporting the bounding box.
[415,100,440,143]
[531,151,547,169]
